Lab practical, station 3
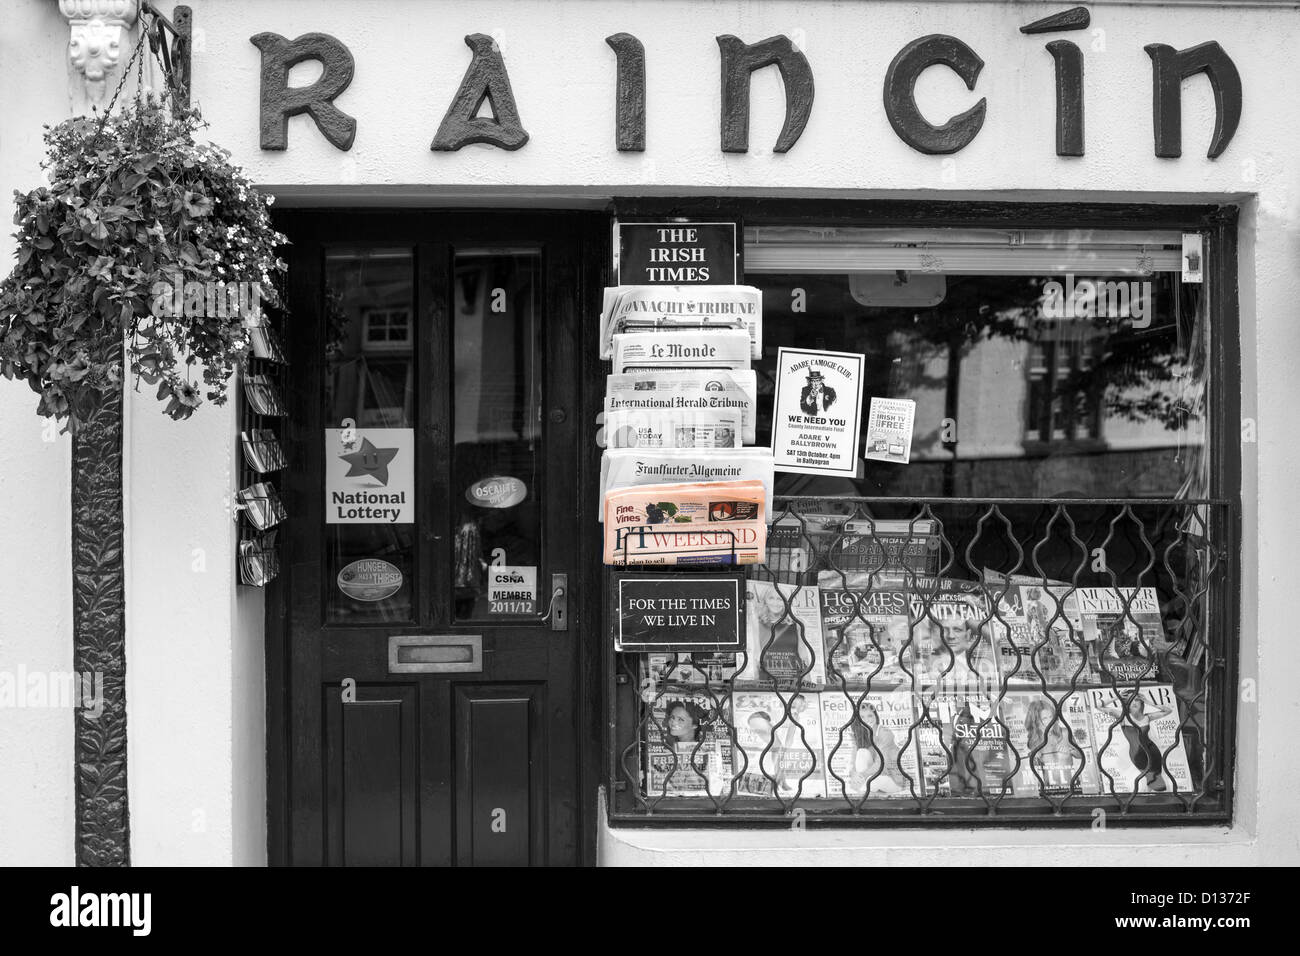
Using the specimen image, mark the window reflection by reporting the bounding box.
[452,250,544,620]
[750,271,1207,499]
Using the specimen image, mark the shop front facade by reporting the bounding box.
[0,0,1295,866]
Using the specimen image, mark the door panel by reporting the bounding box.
[275,211,594,866]
[454,685,543,867]
[323,686,418,867]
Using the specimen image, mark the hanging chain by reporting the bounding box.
[92,28,148,147]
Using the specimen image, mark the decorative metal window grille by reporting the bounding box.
[608,495,1236,826]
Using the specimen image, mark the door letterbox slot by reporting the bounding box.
[388,635,482,673]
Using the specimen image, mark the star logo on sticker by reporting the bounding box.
[339,437,399,486]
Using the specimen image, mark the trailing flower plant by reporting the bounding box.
[0,93,287,430]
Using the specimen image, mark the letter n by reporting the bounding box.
[1144,41,1241,159]
[717,35,815,153]
[250,33,357,150]
[432,34,529,151]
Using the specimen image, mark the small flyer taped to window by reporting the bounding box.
[487,565,537,615]
[863,398,916,464]
[770,347,865,476]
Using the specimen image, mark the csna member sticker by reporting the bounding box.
[337,559,403,602]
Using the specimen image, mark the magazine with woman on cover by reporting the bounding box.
[821,691,919,798]
[731,691,827,798]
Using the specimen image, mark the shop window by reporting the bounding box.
[608,220,1236,826]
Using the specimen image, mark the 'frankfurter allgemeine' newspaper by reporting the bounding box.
[602,480,767,565]
[605,369,757,444]
[611,329,752,373]
[599,447,774,521]
[599,285,763,360]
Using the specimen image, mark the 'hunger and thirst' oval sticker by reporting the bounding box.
[337,559,403,602]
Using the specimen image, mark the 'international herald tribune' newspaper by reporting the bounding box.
[602,480,767,565]
[599,447,774,521]
[600,285,763,359]
[603,408,741,449]
[605,369,757,444]
[611,329,752,373]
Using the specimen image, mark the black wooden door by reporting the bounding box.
[272,211,594,866]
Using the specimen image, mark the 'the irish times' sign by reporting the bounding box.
[617,222,738,285]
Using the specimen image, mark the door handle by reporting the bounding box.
[539,573,568,631]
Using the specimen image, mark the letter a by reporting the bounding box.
[432,35,529,151]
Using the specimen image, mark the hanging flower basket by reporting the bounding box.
[0,91,287,431]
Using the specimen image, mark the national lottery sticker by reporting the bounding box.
[863,398,916,465]
[325,427,415,523]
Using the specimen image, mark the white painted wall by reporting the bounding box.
[123,387,265,866]
[1,0,1295,865]
[0,0,79,867]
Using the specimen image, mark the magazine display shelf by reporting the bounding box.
[607,494,1237,827]
[236,314,289,587]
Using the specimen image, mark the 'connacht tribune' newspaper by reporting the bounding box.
[602,480,767,565]
[600,285,763,359]
[605,369,757,444]
[599,447,774,521]
[611,329,752,373]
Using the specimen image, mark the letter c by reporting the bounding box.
[884,34,986,155]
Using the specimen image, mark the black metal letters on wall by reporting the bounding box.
[606,33,647,152]
[1145,41,1242,159]
[1046,40,1085,157]
[250,32,357,151]
[884,34,987,155]
[432,34,530,151]
[716,34,815,153]
[247,25,1242,161]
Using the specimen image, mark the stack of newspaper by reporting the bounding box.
[603,480,768,565]
[599,285,772,566]
[599,285,763,360]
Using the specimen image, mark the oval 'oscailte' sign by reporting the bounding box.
[337,559,403,602]
[466,476,526,509]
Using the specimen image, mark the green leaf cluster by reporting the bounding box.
[0,95,288,430]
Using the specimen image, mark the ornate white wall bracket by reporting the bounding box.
[60,0,140,108]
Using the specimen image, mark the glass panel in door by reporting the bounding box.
[450,248,544,620]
